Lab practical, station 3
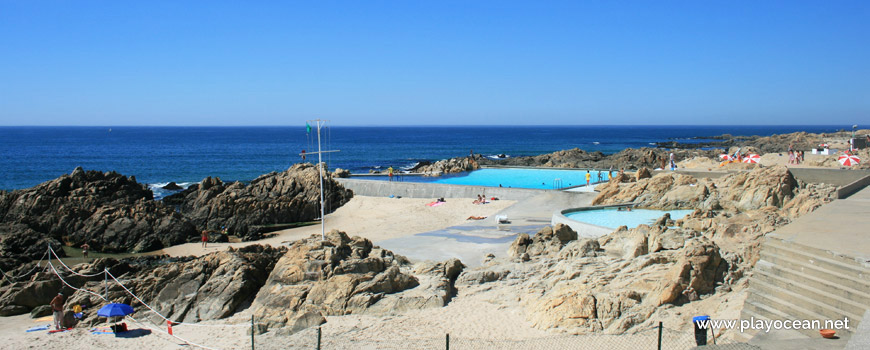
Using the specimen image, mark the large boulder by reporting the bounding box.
[248,231,419,331]
[416,157,481,176]
[508,224,578,259]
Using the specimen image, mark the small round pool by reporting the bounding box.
[564,208,693,230]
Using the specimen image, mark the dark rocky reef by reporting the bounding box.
[0,167,197,255]
[163,163,354,241]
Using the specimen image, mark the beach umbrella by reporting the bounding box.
[838,154,860,166]
[742,154,760,164]
[719,154,732,161]
[97,303,134,317]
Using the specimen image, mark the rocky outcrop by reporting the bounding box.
[415,157,480,176]
[0,223,64,271]
[163,163,353,240]
[508,224,578,258]
[592,165,799,212]
[477,148,722,170]
[247,230,419,330]
[0,167,197,254]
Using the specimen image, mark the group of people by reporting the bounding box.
[473,194,487,204]
[787,144,804,165]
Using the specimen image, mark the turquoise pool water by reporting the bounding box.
[369,168,609,189]
[565,208,693,229]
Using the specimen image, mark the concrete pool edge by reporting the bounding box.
[336,178,550,200]
[551,203,635,239]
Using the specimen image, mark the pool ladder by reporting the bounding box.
[553,178,562,189]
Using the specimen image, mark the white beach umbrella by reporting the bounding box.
[838,154,860,166]
[742,154,760,164]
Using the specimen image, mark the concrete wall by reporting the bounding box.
[789,168,870,187]
[837,174,870,199]
[336,178,545,200]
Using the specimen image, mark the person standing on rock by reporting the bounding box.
[669,151,676,171]
[201,230,209,248]
[50,293,65,330]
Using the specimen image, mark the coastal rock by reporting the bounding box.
[161,182,184,190]
[332,168,351,178]
[415,157,480,176]
[248,231,420,331]
[0,168,197,254]
[163,163,353,240]
[0,223,65,271]
[477,148,721,170]
[509,224,577,259]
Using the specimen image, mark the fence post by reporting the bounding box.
[317,326,322,350]
[657,321,662,350]
[446,333,450,350]
[251,315,255,350]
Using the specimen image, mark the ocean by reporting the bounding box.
[0,125,845,194]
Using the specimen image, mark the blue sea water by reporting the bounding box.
[0,125,846,192]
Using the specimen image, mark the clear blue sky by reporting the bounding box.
[1,1,868,126]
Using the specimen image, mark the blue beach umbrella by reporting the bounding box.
[97,303,135,317]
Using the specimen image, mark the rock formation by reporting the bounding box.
[248,230,422,331]
[163,163,353,240]
[476,148,722,170]
[414,157,480,176]
[0,167,197,254]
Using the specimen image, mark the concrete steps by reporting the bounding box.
[740,237,870,341]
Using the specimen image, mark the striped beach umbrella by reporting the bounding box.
[838,154,860,166]
[719,154,732,161]
[742,154,760,164]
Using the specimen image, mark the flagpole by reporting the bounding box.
[302,119,339,241]
[317,120,325,241]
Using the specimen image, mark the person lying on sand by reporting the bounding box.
[466,216,486,220]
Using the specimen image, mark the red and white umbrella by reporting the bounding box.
[719,154,732,161]
[742,154,760,164]
[838,154,861,166]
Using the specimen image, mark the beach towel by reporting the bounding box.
[33,315,53,323]
[426,201,445,207]
[26,325,50,332]
[48,328,72,334]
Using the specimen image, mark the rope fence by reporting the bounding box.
[33,244,740,350]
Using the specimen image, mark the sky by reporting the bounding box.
[0,1,868,126]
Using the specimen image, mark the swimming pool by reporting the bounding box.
[365,168,609,189]
[564,208,693,229]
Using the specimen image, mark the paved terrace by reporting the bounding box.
[768,184,870,265]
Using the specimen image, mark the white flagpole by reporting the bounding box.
[302,119,339,241]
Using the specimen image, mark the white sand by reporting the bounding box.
[157,196,515,257]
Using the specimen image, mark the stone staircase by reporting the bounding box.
[738,236,870,342]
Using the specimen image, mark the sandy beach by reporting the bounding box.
[157,196,516,258]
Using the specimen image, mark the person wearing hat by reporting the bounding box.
[50,292,65,330]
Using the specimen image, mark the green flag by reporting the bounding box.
[306,122,311,133]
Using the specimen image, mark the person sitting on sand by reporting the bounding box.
[50,292,65,330]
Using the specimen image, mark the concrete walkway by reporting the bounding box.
[768,185,870,265]
[377,191,597,267]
